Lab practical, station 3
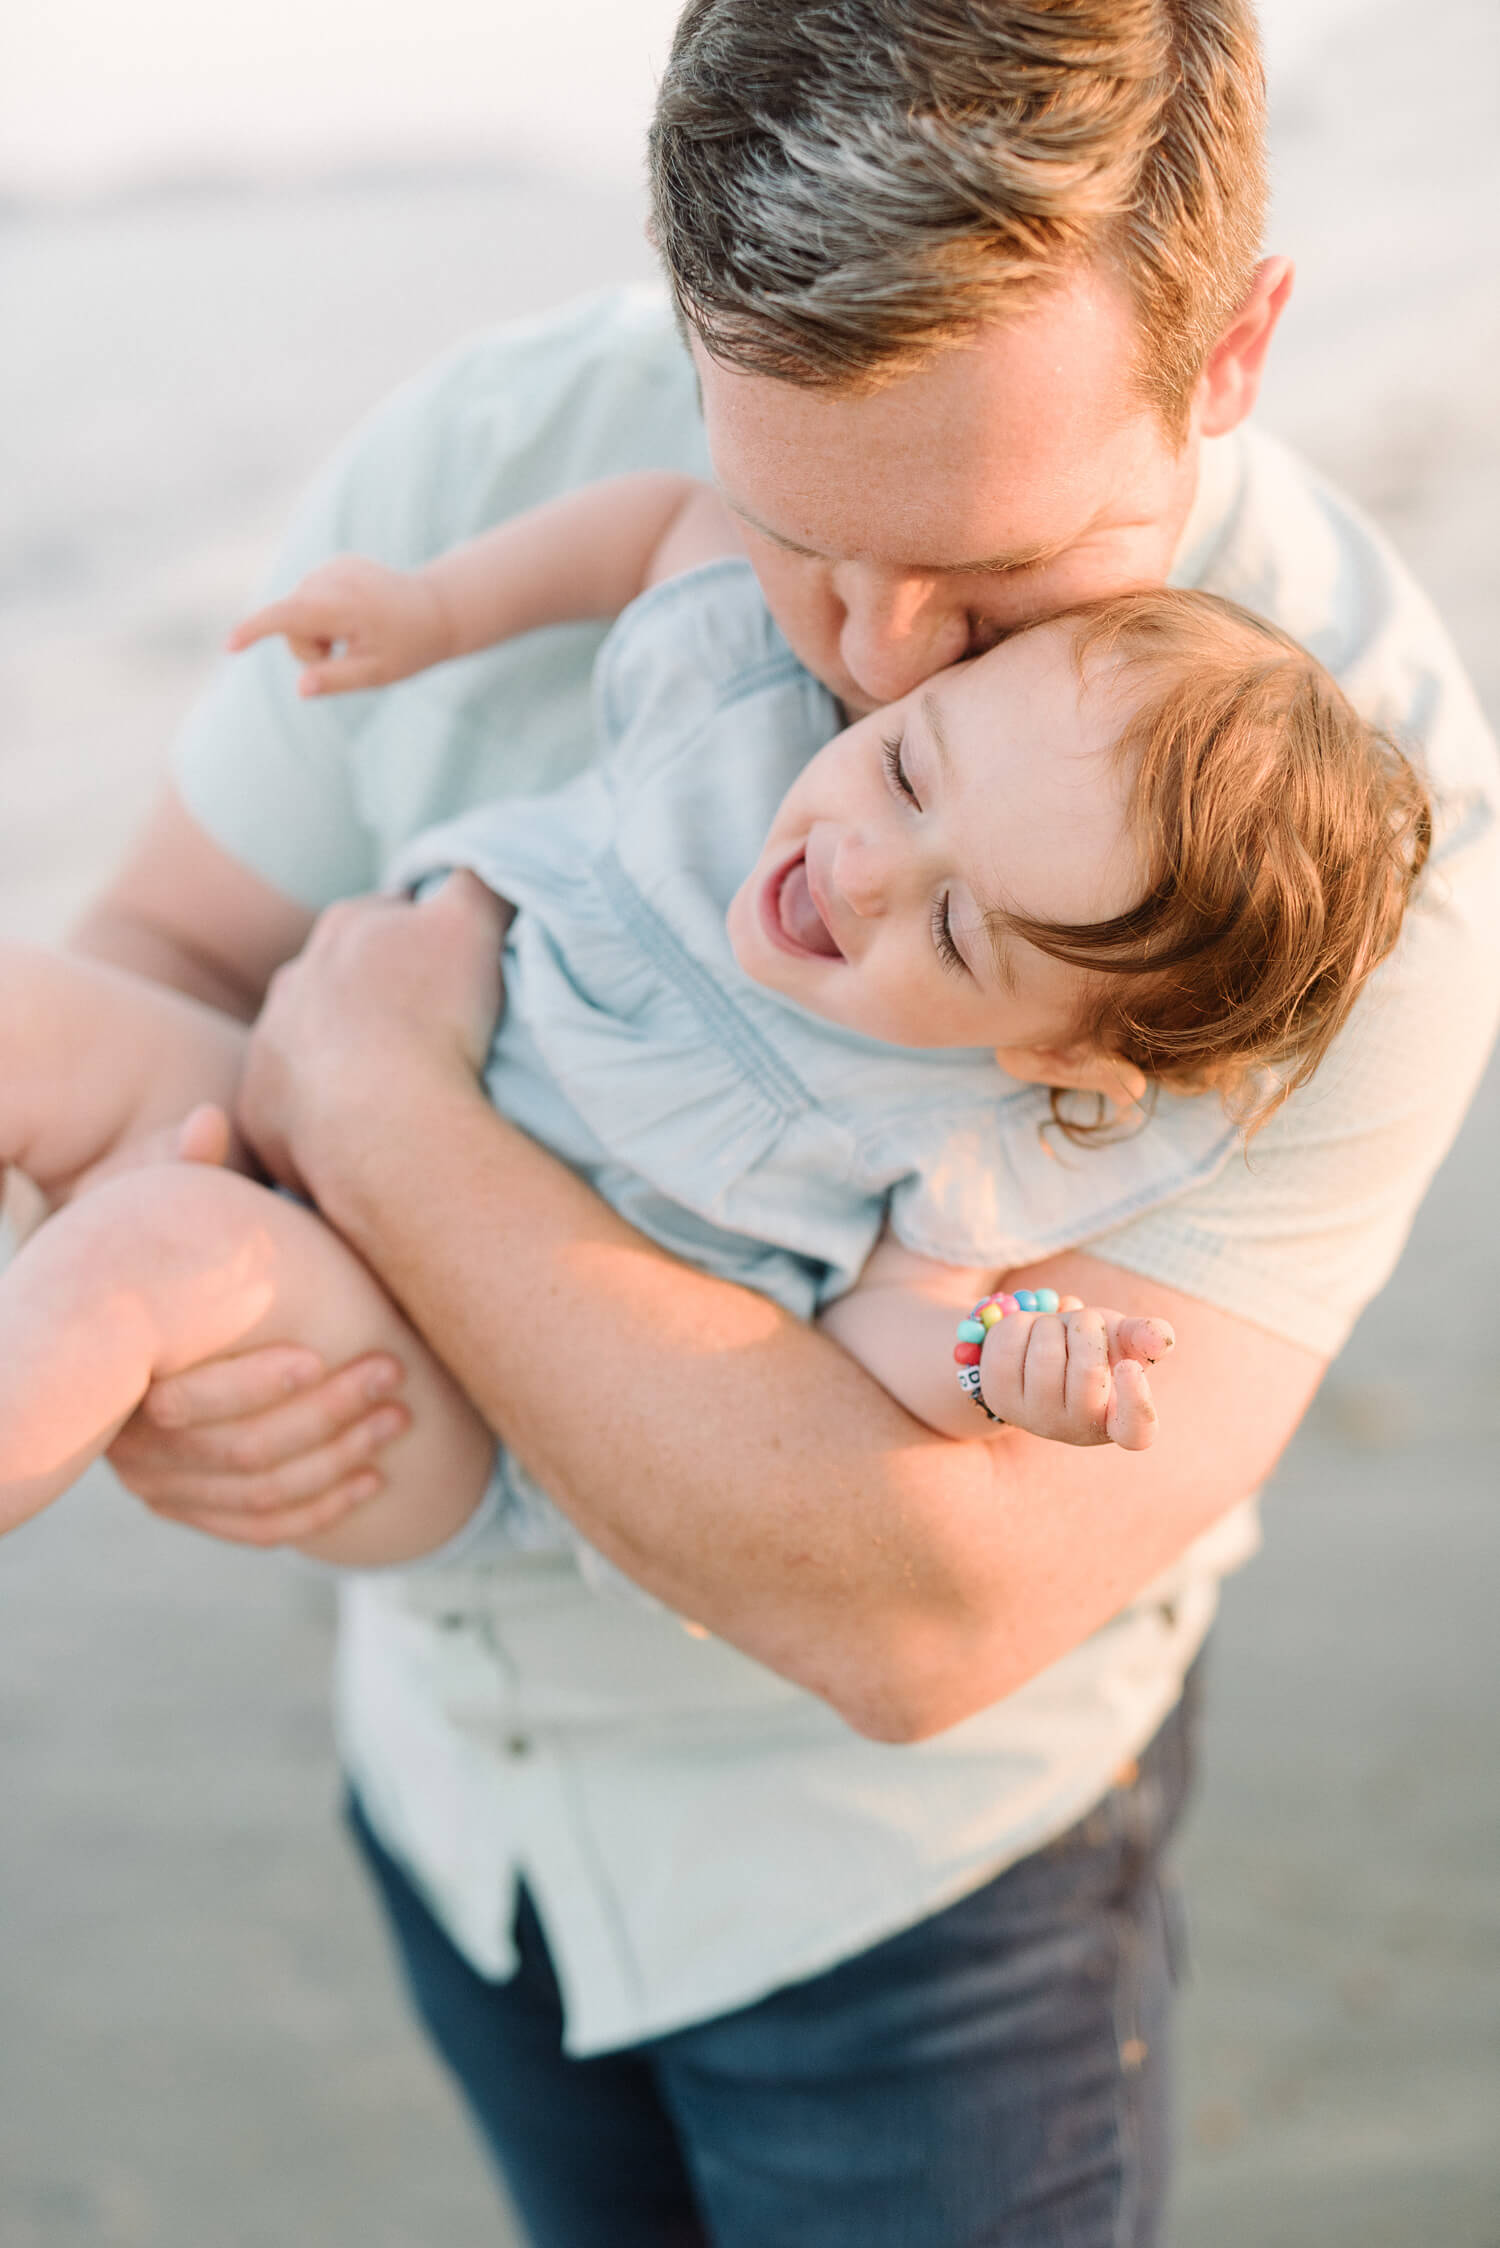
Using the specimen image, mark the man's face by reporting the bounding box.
[696,266,1202,714]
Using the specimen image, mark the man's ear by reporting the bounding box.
[1195,256,1295,440]
[993,1041,1147,1118]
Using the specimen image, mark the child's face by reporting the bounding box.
[727,619,1145,1058]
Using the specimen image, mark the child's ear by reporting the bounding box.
[993,1042,1147,1118]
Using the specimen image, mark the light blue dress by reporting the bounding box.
[393,559,1241,1325]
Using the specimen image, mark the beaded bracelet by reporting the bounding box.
[953,1288,1061,1421]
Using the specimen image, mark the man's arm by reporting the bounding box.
[70,785,317,1021]
[214,879,1325,1742]
[315,1090,1319,1741]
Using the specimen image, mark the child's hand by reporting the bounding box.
[976,1299,1174,1451]
[227,556,453,697]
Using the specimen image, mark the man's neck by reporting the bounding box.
[1168,429,1245,588]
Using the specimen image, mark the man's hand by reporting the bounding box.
[108,1344,410,1548]
[240,871,510,1201]
[98,1099,416,1544]
[227,555,455,699]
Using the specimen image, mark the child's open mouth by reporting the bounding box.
[762,850,844,961]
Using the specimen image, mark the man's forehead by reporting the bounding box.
[695,280,1166,570]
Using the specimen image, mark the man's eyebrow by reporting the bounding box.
[724,495,1065,577]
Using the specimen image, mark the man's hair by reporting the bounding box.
[649,0,1268,428]
[1000,592,1432,1136]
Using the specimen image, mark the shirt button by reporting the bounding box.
[505,1734,533,1759]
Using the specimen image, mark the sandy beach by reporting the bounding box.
[1,2,1497,2240]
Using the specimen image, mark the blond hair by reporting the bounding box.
[649,0,1268,428]
[1000,592,1432,1135]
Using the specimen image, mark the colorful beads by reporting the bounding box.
[954,1285,1066,1420]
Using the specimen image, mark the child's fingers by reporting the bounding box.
[1105,1358,1159,1451]
[981,1308,1116,1441]
[1060,1306,1114,1439]
[175,1103,234,1167]
[227,597,323,653]
[225,608,279,652]
[1018,1310,1069,1431]
[1112,1314,1176,1367]
[297,651,390,699]
[974,1309,1035,1425]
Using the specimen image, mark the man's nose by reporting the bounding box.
[835,569,971,706]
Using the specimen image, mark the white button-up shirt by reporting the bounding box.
[175,289,1500,2053]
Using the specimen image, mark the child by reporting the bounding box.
[0,476,1428,1560]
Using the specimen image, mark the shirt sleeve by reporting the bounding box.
[172,290,706,909]
[173,345,482,907]
[1088,844,1500,1355]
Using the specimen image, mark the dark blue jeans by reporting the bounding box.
[347,1666,1198,2247]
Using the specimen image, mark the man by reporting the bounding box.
[74,3,1500,2241]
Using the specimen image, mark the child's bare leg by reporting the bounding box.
[0,942,249,1197]
[0,1161,494,1557]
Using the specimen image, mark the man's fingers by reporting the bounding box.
[420,866,513,935]
[126,1402,407,1521]
[1105,1358,1159,1451]
[117,1384,409,1493]
[133,1347,403,1434]
[132,1346,323,1431]
[145,1471,385,1551]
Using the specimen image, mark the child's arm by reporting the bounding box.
[227,471,731,698]
[818,1230,1175,1451]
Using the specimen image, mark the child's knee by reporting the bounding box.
[60,1164,290,1363]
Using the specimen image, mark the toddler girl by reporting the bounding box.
[0,476,1427,1561]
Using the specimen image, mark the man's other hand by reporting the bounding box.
[107,1345,410,1548]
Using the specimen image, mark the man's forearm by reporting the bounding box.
[69,901,263,1021]
[310,1071,1323,1739]
[68,786,318,1020]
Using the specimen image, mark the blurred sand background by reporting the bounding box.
[1,1,1497,2241]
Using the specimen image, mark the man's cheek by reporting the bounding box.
[748,555,845,692]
